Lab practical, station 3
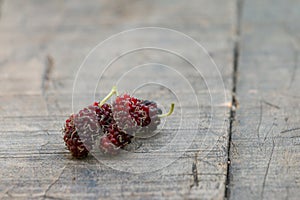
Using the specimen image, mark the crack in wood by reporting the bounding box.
[281,127,300,134]
[42,55,55,95]
[42,165,66,198]
[225,0,244,198]
[262,100,280,109]
[190,154,199,189]
[263,122,276,142]
[257,100,263,141]
[225,41,239,198]
[42,55,60,116]
[288,35,299,89]
[261,139,275,199]
[0,186,14,200]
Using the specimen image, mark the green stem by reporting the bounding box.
[158,103,175,118]
[99,86,118,106]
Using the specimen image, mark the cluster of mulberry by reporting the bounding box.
[63,86,174,158]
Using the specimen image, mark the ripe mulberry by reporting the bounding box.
[112,94,164,135]
[99,124,134,155]
[63,104,102,158]
[63,86,175,158]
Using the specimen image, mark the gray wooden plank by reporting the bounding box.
[229,0,300,199]
[0,0,235,199]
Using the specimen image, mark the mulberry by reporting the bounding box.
[112,94,173,135]
[99,124,134,155]
[63,104,101,158]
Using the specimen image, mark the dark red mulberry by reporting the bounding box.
[112,94,165,135]
[63,104,102,158]
[63,86,175,158]
[99,124,134,155]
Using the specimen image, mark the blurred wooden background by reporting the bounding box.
[0,0,299,199]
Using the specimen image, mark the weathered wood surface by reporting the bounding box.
[0,0,235,199]
[229,0,300,199]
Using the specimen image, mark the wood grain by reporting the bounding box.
[229,0,300,199]
[0,0,235,199]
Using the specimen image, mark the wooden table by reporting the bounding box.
[0,0,299,199]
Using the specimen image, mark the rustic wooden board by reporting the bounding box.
[0,0,235,199]
[229,0,300,199]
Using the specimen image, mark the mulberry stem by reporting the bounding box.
[158,103,175,118]
[99,86,118,106]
